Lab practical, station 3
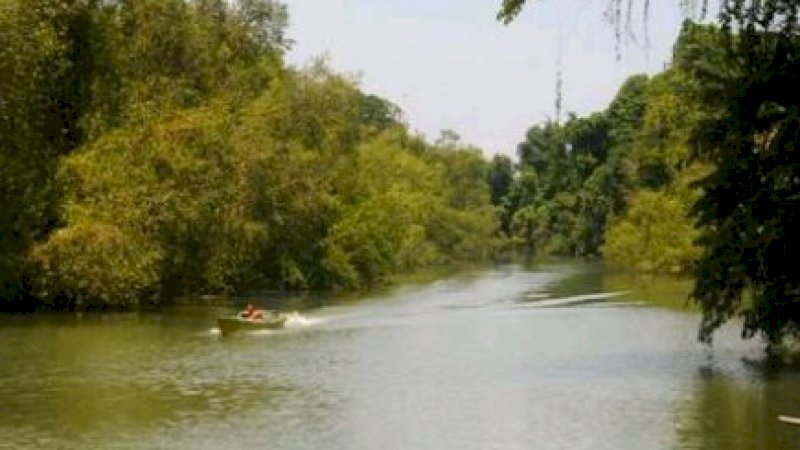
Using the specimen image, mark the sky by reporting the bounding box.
[281,0,690,156]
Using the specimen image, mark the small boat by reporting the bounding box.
[779,415,800,426]
[217,312,287,337]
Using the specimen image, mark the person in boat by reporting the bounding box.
[239,303,266,320]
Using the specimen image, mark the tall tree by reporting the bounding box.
[688,2,800,348]
[499,0,800,348]
[488,154,514,207]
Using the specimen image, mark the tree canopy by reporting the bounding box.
[687,3,800,347]
[498,0,800,348]
[0,0,501,311]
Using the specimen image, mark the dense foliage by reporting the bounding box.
[498,0,800,346]
[497,37,706,270]
[0,0,499,310]
[687,1,800,346]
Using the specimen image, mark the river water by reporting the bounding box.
[1,262,799,449]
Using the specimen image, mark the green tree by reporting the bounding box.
[604,190,699,273]
[601,22,712,274]
[505,76,645,257]
[687,4,800,347]
[501,1,800,349]
[488,154,515,234]
[0,0,76,306]
[0,0,289,308]
[488,154,514,206]
[3,0,506,311]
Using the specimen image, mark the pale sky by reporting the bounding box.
[281,0,690,156]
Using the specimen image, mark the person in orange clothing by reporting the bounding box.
[239,303,265,320]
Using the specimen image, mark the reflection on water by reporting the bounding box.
[0,314,301,449]
[529,260,695,310]
[604,271,696,311]
[676,364,800,450]
[1,263,799,449]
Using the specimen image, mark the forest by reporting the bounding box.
[498,0,800,347]
[491,22,712,274]
[0,0,498,311]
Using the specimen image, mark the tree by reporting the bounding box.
[358,93,403,133]
[488,154,514,207]
[499,0,800,348]
[435,129,462,147]
[600,23,712,275]
[0,1,503,310]
[687,4,800,347]
[505,76,644,257]
[604,190,699,273]
[605,75,649,151]
[0,0,78,307]
[0,0,290,308]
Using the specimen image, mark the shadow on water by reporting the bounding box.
[164,264,494,318]
[603,271,696,311]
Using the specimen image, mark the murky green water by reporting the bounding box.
[1,262,799,449]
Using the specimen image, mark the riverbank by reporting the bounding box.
[0,261,497,315]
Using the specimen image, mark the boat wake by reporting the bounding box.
[283,311,325,328]
[248,329,278,336]
[518,291,629,308]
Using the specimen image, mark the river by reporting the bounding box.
[1,262,799,449]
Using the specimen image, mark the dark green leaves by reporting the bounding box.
[683,4,800,346]
[497,0,528,24]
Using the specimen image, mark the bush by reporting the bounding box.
[30,222,162,309]
[604,190,698,273]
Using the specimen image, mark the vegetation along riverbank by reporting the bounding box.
[2,0,800,354]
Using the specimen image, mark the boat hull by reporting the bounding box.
[218,315,287,336]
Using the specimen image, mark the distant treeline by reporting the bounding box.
[0,0,499,311]
[490,21,715,274]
